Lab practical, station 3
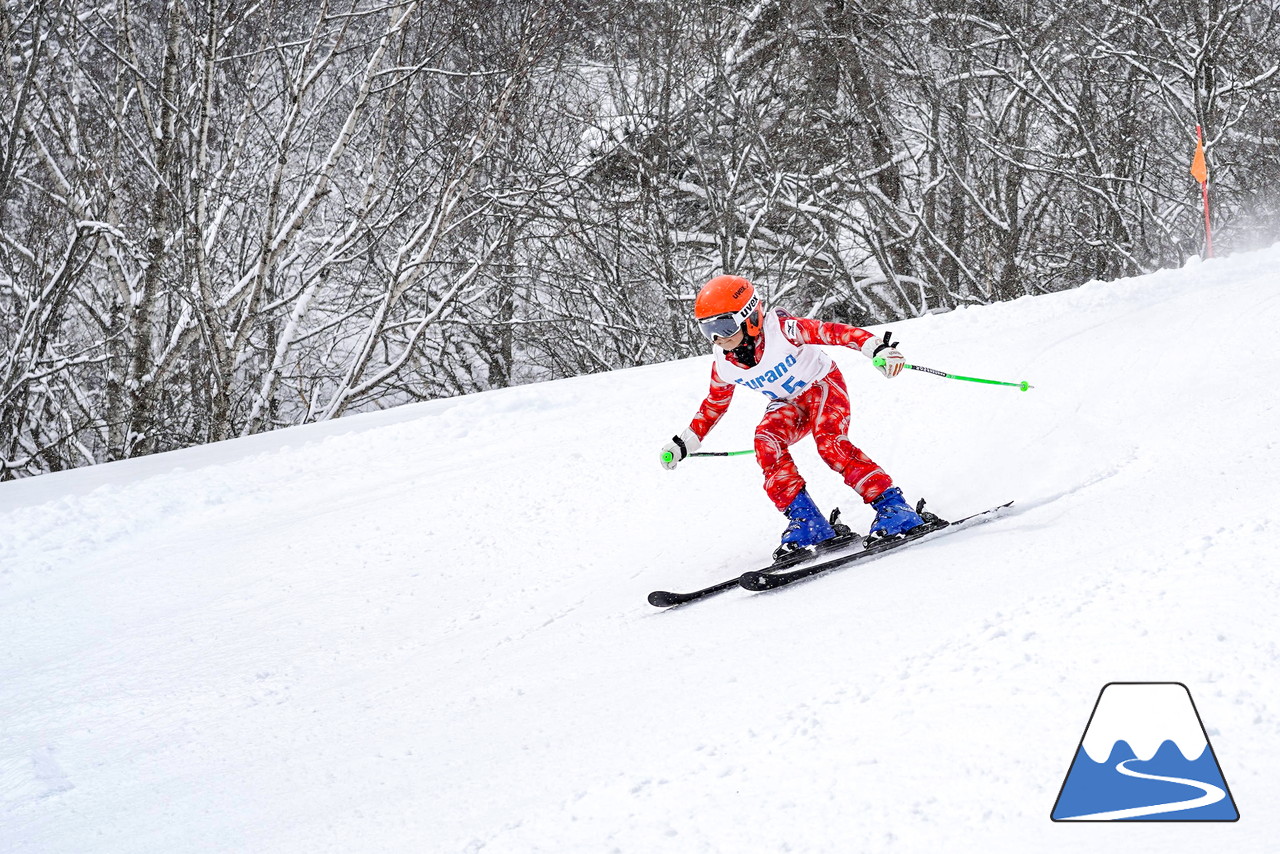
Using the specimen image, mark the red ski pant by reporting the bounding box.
[753,364,893,512]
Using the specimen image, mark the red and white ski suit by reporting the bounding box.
[687,309,894,512]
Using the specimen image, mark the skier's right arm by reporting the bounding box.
[659,364,736,470]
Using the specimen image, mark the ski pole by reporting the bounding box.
[661,449,755,464]
[874,358,1033,391]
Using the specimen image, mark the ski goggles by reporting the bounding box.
[696,293,760,342]
[696,313,744,342]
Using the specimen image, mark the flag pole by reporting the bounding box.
[1192,125,1213,258]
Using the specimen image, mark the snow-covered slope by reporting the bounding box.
[4,248,1280,853]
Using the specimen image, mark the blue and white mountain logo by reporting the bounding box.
[1051,682,1239,821]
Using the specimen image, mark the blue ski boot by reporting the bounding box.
[869,486,925,538]
[773,489,838,561]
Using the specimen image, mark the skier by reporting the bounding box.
[659,274,925,560]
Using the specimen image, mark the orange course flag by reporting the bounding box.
[1190,137,1208,184]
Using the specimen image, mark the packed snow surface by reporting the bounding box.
[4,247,1280,852]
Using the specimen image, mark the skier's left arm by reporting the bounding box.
[783,314,906,378]
[659,363,736,470]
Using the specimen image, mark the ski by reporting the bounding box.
[648,501,1011,608]
[738,501,1013,592]
[646,532,865,609]
[647,507,862,608]
[647,575,744,609]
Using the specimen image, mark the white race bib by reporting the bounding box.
[714,310,832,400]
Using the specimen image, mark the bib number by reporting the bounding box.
[761,375,808,400]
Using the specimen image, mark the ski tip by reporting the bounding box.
[648,591,680,608]
[738,572,773,592]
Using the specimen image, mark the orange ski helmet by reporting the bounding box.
[693,275,764,341]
